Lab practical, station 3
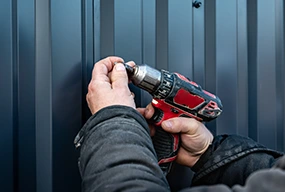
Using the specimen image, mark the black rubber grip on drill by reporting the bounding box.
[152,127,180,174]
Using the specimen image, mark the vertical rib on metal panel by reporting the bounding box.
[204,0,217,134]
[275,0,285,151]
[193,0,205,87]
[12,0,18,189]
[168,0,193,78]
[141,0,156,107]
[156,0,168,70]
[215,0,238,134]
[100,0,114,58]
[237,0,249,136]
[94,0,100,63]
[17,0,36,191]
[51,0,82,191]
[82,0,94,123]
[256,0,277,149]
[35,0,52,191]
[247,0,258,141]
[283,0,285,151]
[0,0,15,191]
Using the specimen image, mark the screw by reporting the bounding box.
[193,1,202,9]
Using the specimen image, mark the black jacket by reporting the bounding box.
[74,106,285,192]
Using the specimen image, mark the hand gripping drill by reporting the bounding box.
[123,63,223,174]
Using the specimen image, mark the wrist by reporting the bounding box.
[188,154,203,167]
[187,143,212,167]
[187,134,213,167]
[191,135,228,172]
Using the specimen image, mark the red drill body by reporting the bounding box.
[125,64,223,174]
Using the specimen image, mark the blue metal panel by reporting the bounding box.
[35,0,52,192]
[204,0,217,134]
[156,0,169,70]
[82,0,95,122]
[17,0,36,191]
[94,0,101,63]
[168,0,193,78]
[256,0,277,149]
[114,0,142,62]
[247,0,258,142]
[142,0,156,67]
[50,0,82,191]
[193,0,205,87]
[0,0,15,191]
[100,0,114,58]
[236,0,249,136]
[275,0,285,152]
[215,0,238,134]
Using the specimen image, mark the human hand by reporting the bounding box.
[137,104,213,167]
[87,56,136,114]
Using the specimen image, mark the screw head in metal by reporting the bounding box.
[193,1,202,9]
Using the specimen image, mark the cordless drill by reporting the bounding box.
[123,63,223,174]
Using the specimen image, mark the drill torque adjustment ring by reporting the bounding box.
[153,70,173,99]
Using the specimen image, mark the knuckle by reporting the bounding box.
[86,94,91,103]
[190,119,200,130]
[87,84,93,92]
[88,81,96,92]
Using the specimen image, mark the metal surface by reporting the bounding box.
[0,1,16,191]
[1,0,83,191]
[50,1,82,191]
[35,1,52,192]
[1,0,284,191]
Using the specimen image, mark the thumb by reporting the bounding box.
[161,117,200,134]
[111,63,129,89]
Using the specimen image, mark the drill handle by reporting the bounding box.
[151,125,180,175]
[150,106,181,175]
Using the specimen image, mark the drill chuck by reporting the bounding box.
[128,65,162,94]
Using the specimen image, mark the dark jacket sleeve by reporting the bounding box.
[191,134,284,187]
[74,105,170,192]
[181,156,285,192]
[74,105,285,192]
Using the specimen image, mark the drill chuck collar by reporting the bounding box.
[127,64,162,95]
[125,64,174,99]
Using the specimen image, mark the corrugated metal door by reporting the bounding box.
[1,0,284,191]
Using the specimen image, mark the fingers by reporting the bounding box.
[161,117,201,134]
[92,56,124,81]
[144,103,155,119]
[136,108,145,116]
[136,104,154,119]
[110,63,129,91]
[136,107,156,137]
[118,61,136,83]
[125,61,136,67]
